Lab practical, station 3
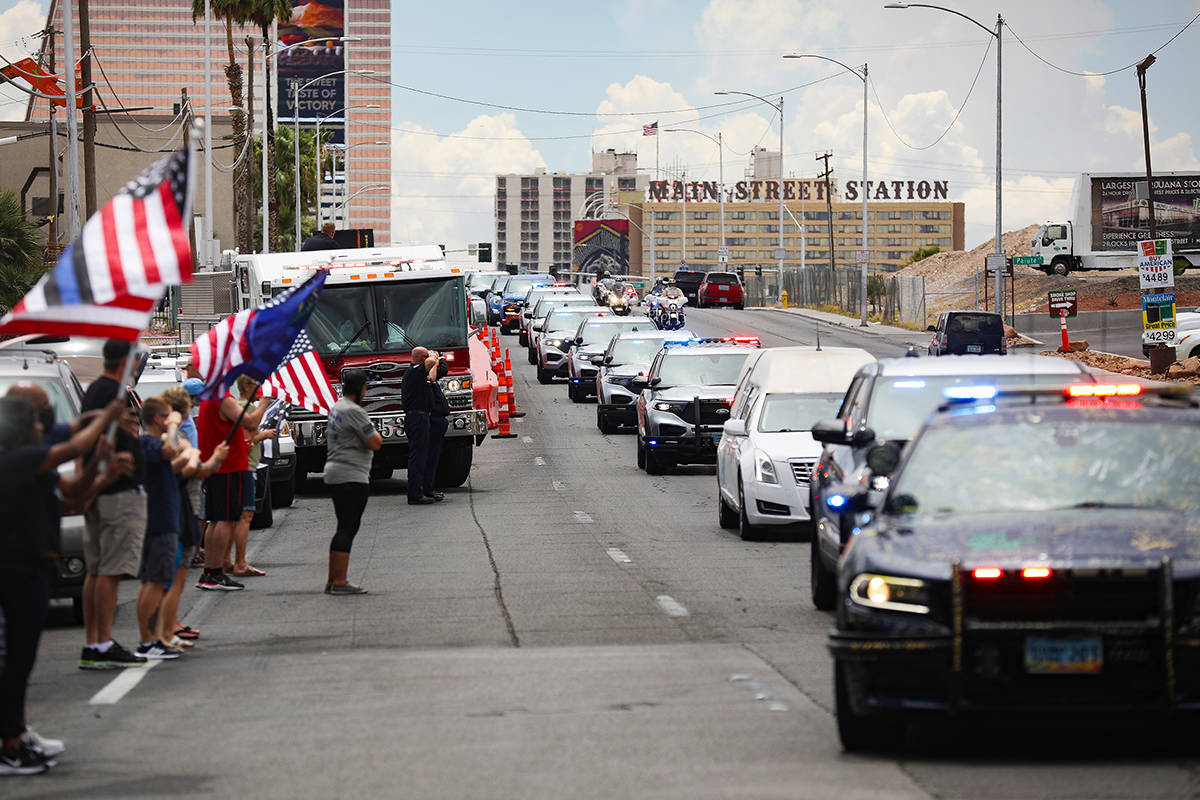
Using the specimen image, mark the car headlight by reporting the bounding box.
[278,420,291,436]
[653,401,683,412]
[546,338,568,351]
[64,556,85,575]
[754,449,778,485]
[442,377,472,392]
[847,573,931,614]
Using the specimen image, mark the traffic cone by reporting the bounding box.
[504,349,525,418]
[491,358,517,439]
[490,330,502,371]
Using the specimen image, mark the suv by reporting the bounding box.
[632,339,759,474]
[490,273,552,332]
[672,270,705,306]
[807,354,1095,611]
[927,310,1006,355]
[526,296,600,364]
[697,272,745,309]
[518,285,577,346]
[565,316,655,402]
[595,330,695,433]
[535,306,609,383]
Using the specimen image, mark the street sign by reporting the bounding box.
[1047,289,1077,318]
[717,252,729,265]
[716,246,729,259]
[679,259,687,268]
[1014,256,1043,267]
[985,253,1010,275]
[1137,238,1175,290]
[772,247,786,260]
[855,249,869,265]
[1141,292,1176,344]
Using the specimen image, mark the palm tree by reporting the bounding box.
[0,191,46,314]
[252,126,326,252]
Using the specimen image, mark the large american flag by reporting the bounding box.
[0,146,193,340]
[260,328,338,415]
[190,270,327,402]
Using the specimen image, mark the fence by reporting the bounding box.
[742,268,927,326]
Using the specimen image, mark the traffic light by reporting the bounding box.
[736,265,745,280]
[478,242,492,262]
[438,243,446,254]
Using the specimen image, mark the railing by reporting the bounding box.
[742,267,927,325]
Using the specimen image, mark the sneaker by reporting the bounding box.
[21,728,64,759]
[168,635,195,649]
[0,741,53,775]
[81,642,147,670]
[135,641,181,660]
[324,582,367,595]
[196,572,244,591]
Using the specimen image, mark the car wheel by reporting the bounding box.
[835,661,904,753]
[599,409,618,435]
[735,303,744,310]
[645,444,667,475]
[811,531,837,610]
[434,439,473,487]
[293,468,308,495]
[1051,258,1070,276]
[636,435,646,469]
[567,383,578,402]
[527,346,537,365]
[1190,345,1200,360]
[250,480,273,530]
[518,332,528,347]
[536,364,552,384]
[718,489,738,530]
[271,477,295,508]
[72,596,84,625]
[738,478,764,541]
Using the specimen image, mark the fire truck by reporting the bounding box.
[181,246,495,493]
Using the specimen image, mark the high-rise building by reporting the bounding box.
[37,0,390,246]
[495,150,648,273]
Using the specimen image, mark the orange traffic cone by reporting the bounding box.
[491,359,517,439]
[504,349,525,418]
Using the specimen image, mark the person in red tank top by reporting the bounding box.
[195,387,268,591]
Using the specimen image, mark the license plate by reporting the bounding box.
[1024,635,1102,674]
[966,344,982,353]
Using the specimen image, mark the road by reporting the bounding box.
[19,307,1200,799]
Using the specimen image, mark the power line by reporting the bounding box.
[1006,11,1200,77]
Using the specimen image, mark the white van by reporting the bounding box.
[716,346,875,540]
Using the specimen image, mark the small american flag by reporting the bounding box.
[260,328,338,415]
[643,121,658,136]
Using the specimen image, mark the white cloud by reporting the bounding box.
[0,0,47,122]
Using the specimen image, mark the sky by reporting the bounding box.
[0,0,1198,251]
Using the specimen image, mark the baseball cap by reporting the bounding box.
[183,378,205,397]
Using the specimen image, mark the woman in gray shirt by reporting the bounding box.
[323,370,381,594]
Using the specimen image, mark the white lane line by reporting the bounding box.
[606,547,631,564]
[533,456,546,466]
[655,595,690,618]
[89,661,160,705]
[573,510,593,523]
[552,480,566,491]
[522,436,533,444]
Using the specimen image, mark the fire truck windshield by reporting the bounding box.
[306,277,467,356]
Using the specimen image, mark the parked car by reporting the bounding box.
[716,346,874,540]
[697,272,745,309]
[927,310,1006,356]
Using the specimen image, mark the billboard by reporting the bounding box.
[573,220,630,275]
[277,0,345,121]
[1090,175,1200,252]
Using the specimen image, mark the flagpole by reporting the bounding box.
[651,130,657,283]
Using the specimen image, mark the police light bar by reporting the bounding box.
[1067,384,1141,397]
[943,385,998,401]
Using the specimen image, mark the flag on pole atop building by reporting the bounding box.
[642,121,658,136]
[190,271,327,401]
[0,145,195,341]
[260,328,338,415]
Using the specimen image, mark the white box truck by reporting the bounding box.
[1030,171,1200,275]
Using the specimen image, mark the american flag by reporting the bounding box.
[190,270,327,402]
[643,121,658,136]
[0,146,193,340]
[260,328,338,415]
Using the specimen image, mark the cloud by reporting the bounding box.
[389,113,544,247]
[0,0,47,122]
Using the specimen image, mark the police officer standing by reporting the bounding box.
[400,346,449,505]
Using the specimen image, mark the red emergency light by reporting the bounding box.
[971,567,1003,580]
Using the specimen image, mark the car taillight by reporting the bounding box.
[972,567,1003,580]
[1021,567,1052,580]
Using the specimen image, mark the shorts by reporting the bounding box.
[138,531,179,583]
[84,489,148,577]
[203,472,247,522]
[164,542,194,592]
[241,470,257,512]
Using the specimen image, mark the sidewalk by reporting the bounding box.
[749,305,929,349]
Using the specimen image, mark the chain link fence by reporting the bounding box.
[742,268,927,326]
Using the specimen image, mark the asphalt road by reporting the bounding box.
[18,307,1200,799]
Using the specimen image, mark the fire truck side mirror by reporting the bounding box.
[468,298,488,327]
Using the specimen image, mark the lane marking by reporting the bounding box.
[522,436,533,444]
[89,661,160,705]
[552,480,566,491]
[606,547,631,564]
[655,595,690,618]
[533,456,546,466]
[573,510,593,523]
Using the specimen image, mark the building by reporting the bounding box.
[495,150,649,273]
[35,0,390,248]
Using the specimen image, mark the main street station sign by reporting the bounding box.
[646,178,950,203]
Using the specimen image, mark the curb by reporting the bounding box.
[748,306,926,346]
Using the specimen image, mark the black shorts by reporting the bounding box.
[203,472,247,522]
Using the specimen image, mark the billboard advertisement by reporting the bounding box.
[277,0,345,121]
[573,220,630,275]
[1090,175,1200,252]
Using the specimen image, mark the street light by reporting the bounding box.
[1136,54,1157,239]
[292,69,376,250]
[664,128,725,273]
[716,91,785,283]
[324,141,387,227]
[316,103,381,225]
[335,184,390,226]
[786,54,869,326]
[257,35,360,253]
[886,2,1005,317]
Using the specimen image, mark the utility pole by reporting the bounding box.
[44,23,58,257]
[1136,54,1157,239]
[817,152,835,304]
[245,36,255,253]
[78,0,96,217]
[61,0,81,238]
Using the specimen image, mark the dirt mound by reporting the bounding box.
[897,224,1041,298]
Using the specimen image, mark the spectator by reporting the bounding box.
[323,369,381,594]
[79,340,150,670]
[222,375,273,578]
[0,395,123,774]
[301,222,341,252]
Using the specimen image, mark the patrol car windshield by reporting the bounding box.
[533,297,591,318]
[306,279,466,356]
[502,276,549,298]
[655,352,751,387]
[758,393,843,433]
[578,320,653,347]
[608,338,668,365]
[889,421,1200,514]
[544,309,602,334]
[866,374,1082,441]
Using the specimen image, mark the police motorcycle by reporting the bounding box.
[600,280,633,316]
[653,286,687,330]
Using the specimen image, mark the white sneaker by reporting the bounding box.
[134,641,181,660]
[21,728,65,759]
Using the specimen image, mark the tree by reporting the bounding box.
[0,191,46,314]
[252,125,330,251]
[906,245,940,265]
